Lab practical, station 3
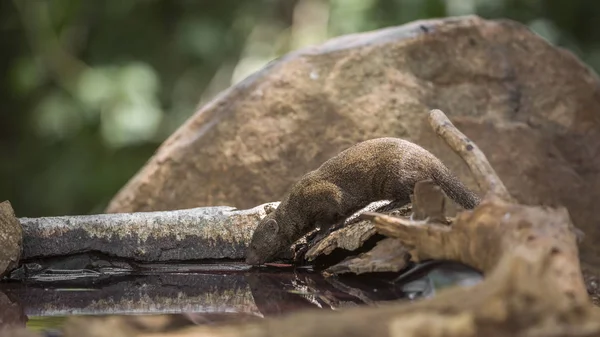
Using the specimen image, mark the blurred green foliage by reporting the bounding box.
[0,0,598,217]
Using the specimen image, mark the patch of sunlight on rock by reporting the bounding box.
[528,18,560,45]
[445,0,476,16]
[329,0,376,35]
[101,98,163,148]
[33,92,82,140]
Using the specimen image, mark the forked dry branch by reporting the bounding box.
[427,109,515,203]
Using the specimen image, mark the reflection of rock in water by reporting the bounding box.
[0,290,27,331]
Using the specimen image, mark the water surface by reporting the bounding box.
[0,261,482,335]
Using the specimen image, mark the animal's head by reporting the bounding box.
[245,216,289,265]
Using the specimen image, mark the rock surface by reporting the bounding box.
[21,202,278,261]
[106,16,600,266]
[0,201,22,277]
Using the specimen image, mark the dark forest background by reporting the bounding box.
[1,0,598,217]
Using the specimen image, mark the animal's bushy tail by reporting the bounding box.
[432,169,480,210]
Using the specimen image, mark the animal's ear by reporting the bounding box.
[264,219,279,234]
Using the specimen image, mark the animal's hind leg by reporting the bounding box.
[384,173,414,211]
[391,195,412,212]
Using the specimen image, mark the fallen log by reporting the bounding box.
[18,202,278,262]
[63,108,600,337]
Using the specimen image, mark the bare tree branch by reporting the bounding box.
[428,109,514,202]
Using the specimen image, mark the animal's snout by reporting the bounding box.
[245,250,260,266]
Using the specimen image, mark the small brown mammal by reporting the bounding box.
[245,137,480,265]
